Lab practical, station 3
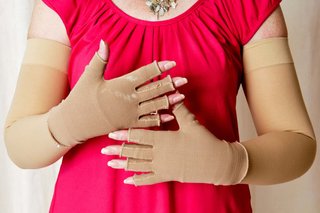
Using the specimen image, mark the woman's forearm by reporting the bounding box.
[241,131,316,185]
[5,113,70,169]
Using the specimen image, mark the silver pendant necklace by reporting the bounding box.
[146,0,177,19]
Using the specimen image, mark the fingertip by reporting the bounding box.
[158,61,176,72]
[173,77,188,87]
[98,40,109,61]
[101,148,107,154]
[108,132,118,140]
[108,130,128,141]
[124,177,135,185]
[168,93,185,105]
[161,114,175,123]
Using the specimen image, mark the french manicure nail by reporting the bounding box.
[101,148,107,154]
[124,178,134,184]
[108,132,118,140]
[173,94,185,103]
[101,147,116,155]
[163,115,174,122]
[174,78,188,87]
[163,61,176,71]
[107,161,118,167]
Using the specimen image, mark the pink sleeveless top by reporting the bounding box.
[43,0,281,212]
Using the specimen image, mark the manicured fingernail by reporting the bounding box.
[107,160,118,167]
[101,148,107,154]
[173,94,185,103]
[163,115,174,122]
[108,132,119,140]
[101,147,116,155]
[99,40,105,50]
[163,61,176,71]
[97,40,107,61]
[109,131,127,140]
[174,78,188,87]
[124,177,134,184]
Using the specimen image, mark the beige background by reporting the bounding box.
[0,0,319,212]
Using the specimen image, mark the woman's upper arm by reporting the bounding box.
[242,6,315,138]
[28,0,70,46]
[5,1,71,128]
[247,7,287,43]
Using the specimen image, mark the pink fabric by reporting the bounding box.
[43,0,281,212]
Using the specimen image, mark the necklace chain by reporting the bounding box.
[146,0,177,19]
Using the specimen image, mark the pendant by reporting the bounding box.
[146,0,177,19]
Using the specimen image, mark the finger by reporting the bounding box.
[124,176,135,185]
[137,114,160,127]
[127,61,175,86]
[131,173,160,186]
[136,114,176,126]
[172,77,188,88]
[160,114,175,123]
[138,96,169,117]
[168,93,185,105]
[157,61,176,72]
[109,129,157,145]
[136,76,175,101]
[120,144,153,160]
[101,145,122,155]
[97,40,109,61]
[107,159,126,169]
[108,130,129,141]
[127,129,156,145]
[83,41,108,80]
[126,159,153,172]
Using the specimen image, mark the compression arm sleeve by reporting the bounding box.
[4,38,71,169]
[241,37,316,184]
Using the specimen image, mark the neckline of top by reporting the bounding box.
[105,0,207,26]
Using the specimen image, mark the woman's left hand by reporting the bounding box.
[101,103,248,186]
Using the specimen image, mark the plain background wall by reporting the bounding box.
[1,0,319,212]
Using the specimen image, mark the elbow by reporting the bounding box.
[291,134,316,180]
[5,143,53,170]
[4,129,56,169]
[6,153,40,170]
[6,150,55,169]
[301,136,316,175]
[6,151,50,169]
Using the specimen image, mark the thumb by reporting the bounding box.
[97,40,109,61]
[84,40,108,80]
[172,102,197,129]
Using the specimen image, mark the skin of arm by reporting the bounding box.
[28,0,70,45]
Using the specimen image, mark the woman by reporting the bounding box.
[4,0,316,212]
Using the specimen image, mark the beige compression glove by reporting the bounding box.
[105,37,316,186]
[48,46,175,147]
[119,103,248,186]
[4,38,177,168]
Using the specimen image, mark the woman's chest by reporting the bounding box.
[68,0,243,96]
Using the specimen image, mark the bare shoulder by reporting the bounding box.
[248,6,288,44]
[28,0,70,46]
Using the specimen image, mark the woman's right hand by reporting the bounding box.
[48,41,187,147]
